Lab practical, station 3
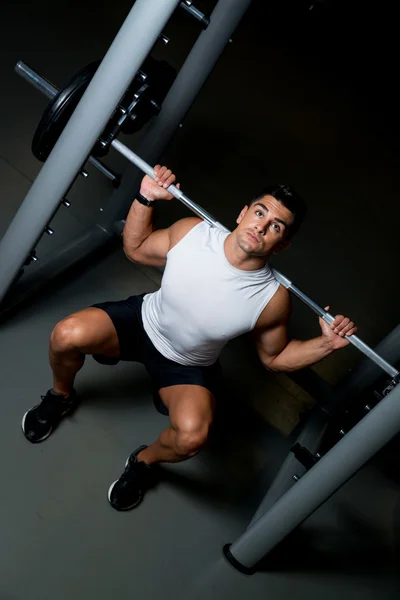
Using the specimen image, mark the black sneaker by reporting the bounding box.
[21,388,78,443]
[108,445,156,511]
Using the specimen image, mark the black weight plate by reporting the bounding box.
[121,57,177,135]
[32,61,100,162]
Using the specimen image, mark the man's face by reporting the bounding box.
[235,195,295,257]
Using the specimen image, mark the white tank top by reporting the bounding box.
[141,221,280,366]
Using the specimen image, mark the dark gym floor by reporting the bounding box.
[1,1,400,598]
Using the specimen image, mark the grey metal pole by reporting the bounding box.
[247,408,329,528]
[97,0,254,230]
[225,381,400,572]
[246,324,400,531]
[0,0,181,305]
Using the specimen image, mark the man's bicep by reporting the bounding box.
[253,321,289,365]
[253,286,291,365]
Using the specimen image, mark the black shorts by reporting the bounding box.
[91,294,222,410]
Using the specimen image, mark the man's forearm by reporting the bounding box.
[267,336,334,372]
[123,198,155,254]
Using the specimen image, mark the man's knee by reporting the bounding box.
[174,416,212,458]
[50,317,86,353]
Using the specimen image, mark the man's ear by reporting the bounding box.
[273,239,291,255]
[236,205,249,225]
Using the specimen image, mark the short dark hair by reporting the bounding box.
[249,184,307,239]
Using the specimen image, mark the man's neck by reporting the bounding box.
[224,233,269,271]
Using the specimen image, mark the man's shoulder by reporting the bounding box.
[255,284,291,330]
[169,217,203,249]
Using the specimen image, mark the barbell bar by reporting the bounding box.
[16,62,398,379]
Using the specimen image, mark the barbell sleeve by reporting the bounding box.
[110,139,399,379]
[15,62,120,185]
[15,61,57,99]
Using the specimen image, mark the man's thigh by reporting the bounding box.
[159,384,216,430]
[52,307,121,357]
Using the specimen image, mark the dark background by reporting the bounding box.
[0,1,400,598]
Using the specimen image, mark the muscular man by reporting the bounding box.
[22,165,357,511]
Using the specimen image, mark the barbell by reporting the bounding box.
[16,61,399,381]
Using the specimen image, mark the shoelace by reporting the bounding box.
[37,393,67,423]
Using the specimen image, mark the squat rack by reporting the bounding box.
[0,0,253,315]
[1,0,399,575]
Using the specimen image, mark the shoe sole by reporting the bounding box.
[21,403,74,443]
[107,456,143,511]
[107,480,143,511]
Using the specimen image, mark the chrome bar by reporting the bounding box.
[111,139,225,227]
[15,61,57,99]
